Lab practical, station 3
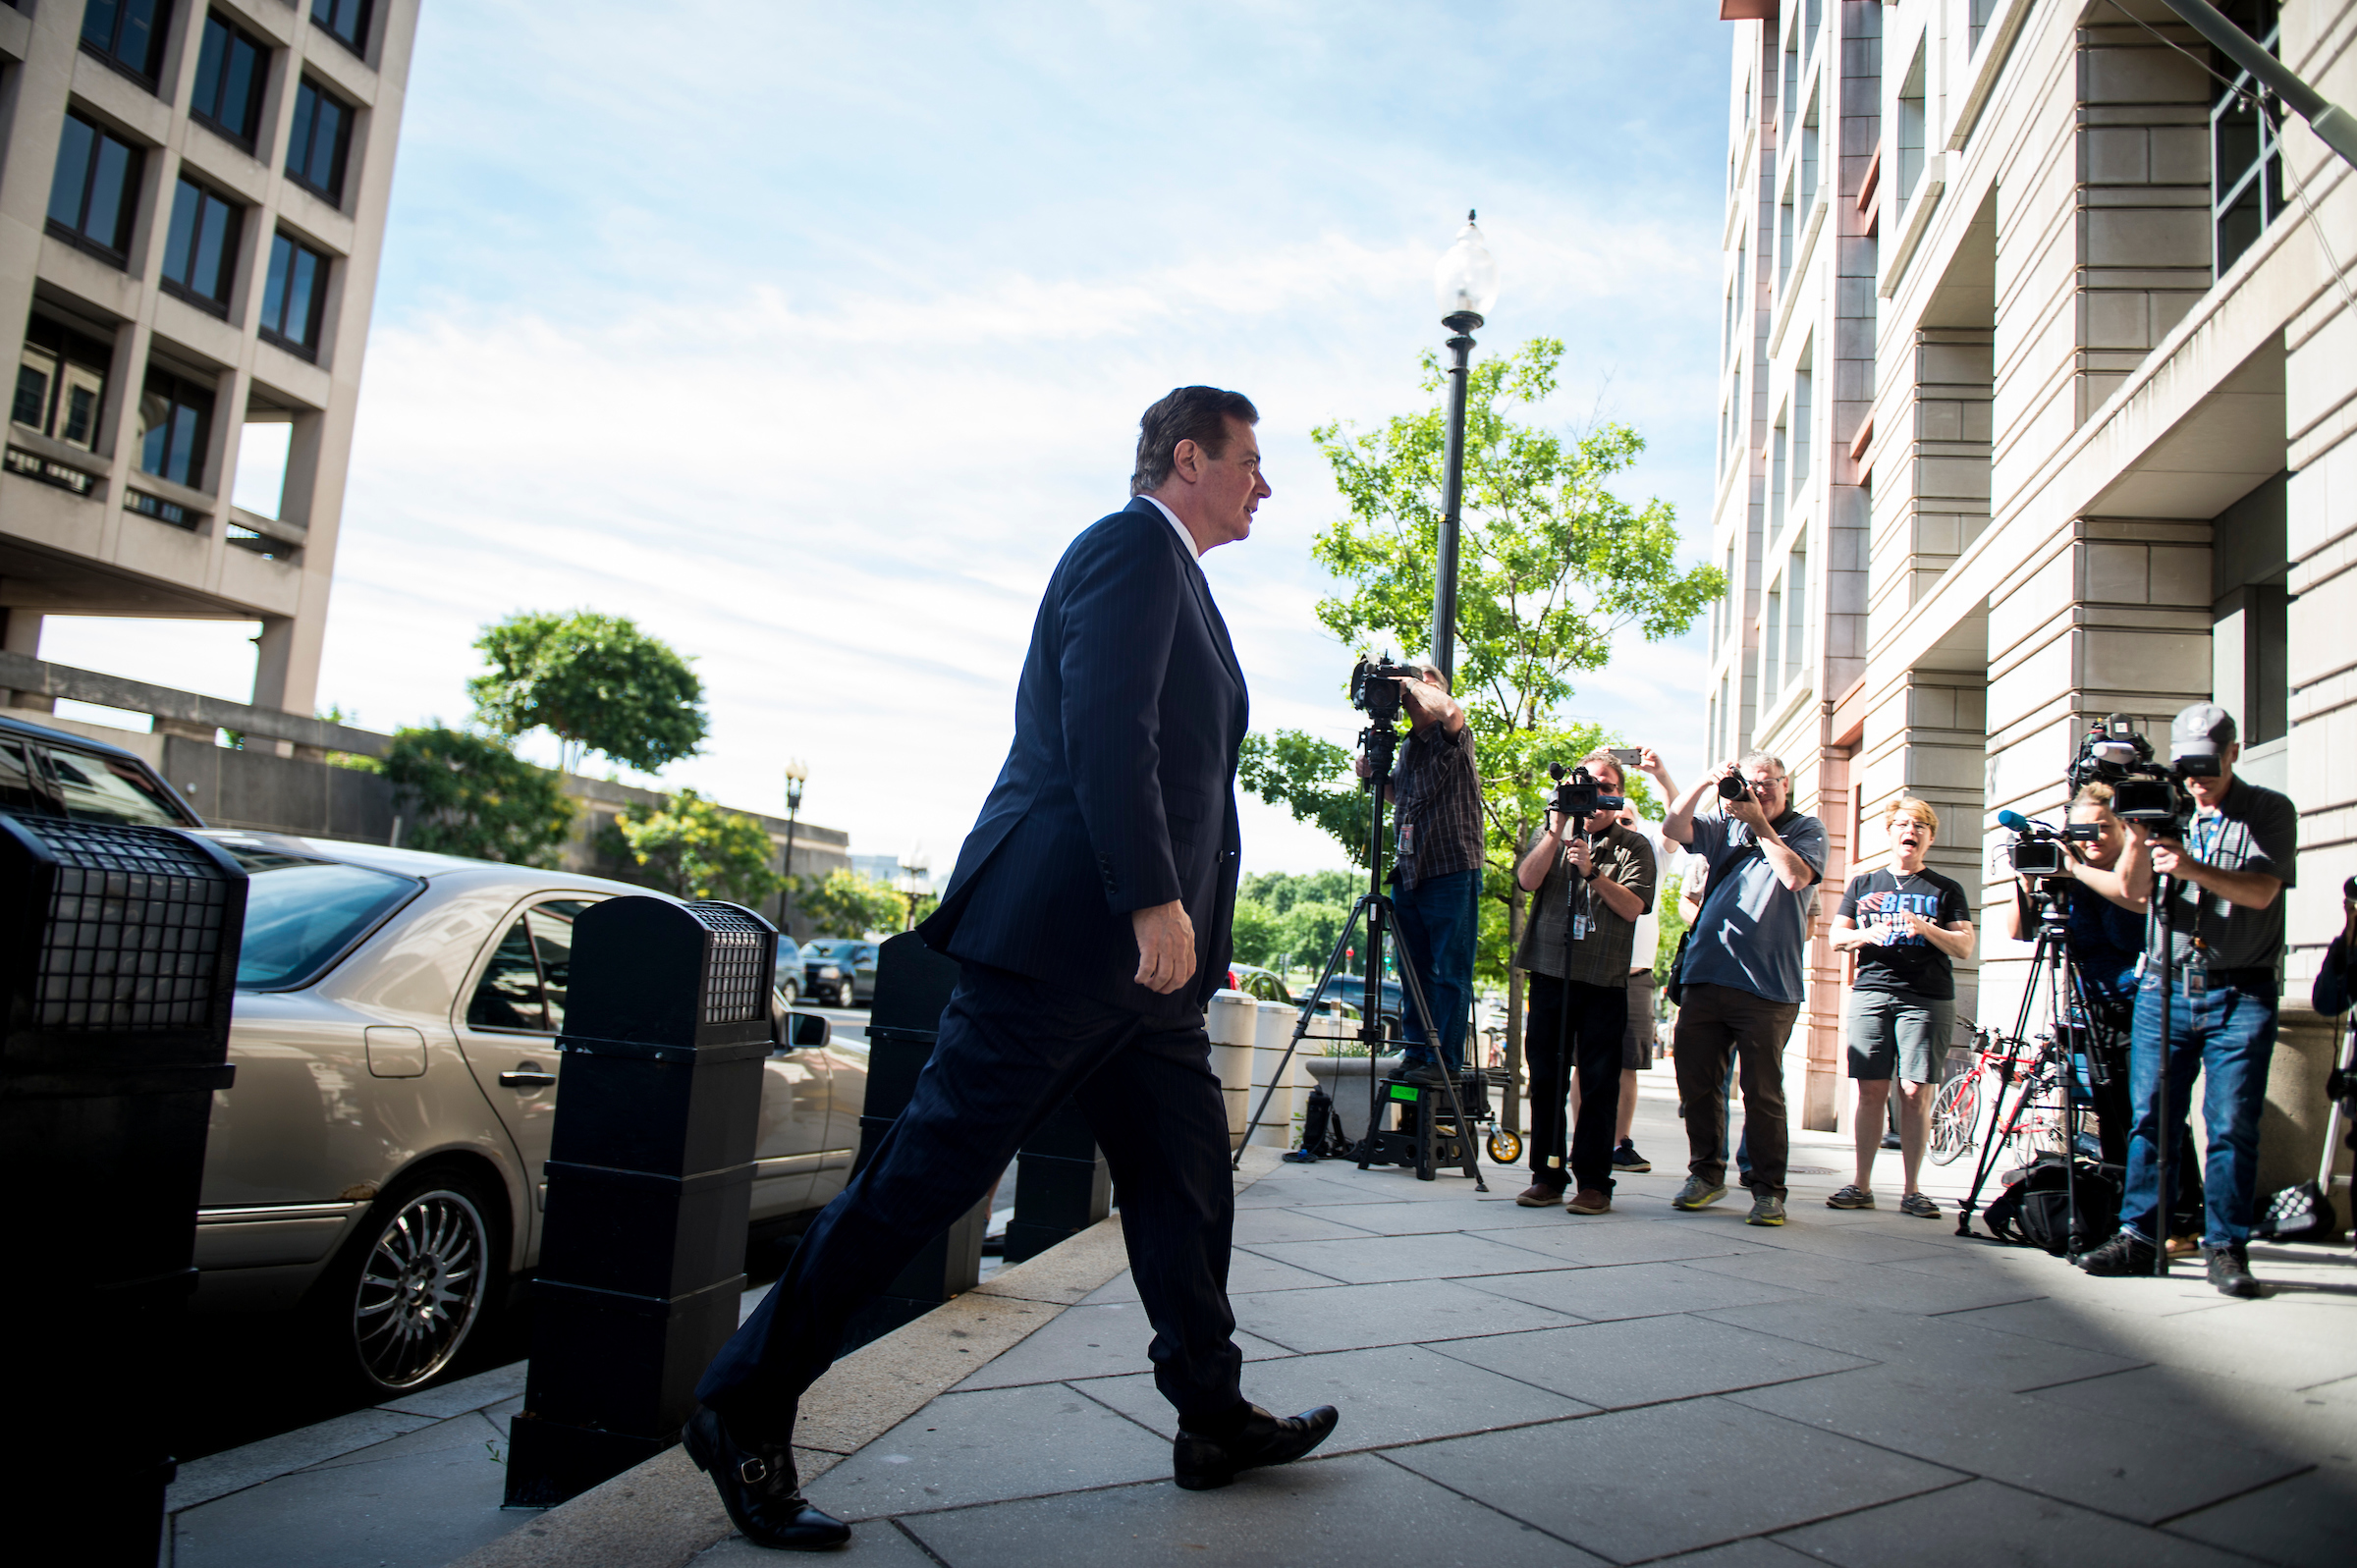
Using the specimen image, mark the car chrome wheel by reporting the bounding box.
[352,1187,489,1390]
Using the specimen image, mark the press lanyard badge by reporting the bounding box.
[2184,940,2209,996]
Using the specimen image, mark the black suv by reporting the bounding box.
[801,938,879,1006]
[0,715,203,827]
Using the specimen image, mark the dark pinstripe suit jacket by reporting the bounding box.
[917,498,1249,1019]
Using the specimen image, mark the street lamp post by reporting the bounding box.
[898,847,930,932]
[1429,211,1500,685]
[780,760,807,932]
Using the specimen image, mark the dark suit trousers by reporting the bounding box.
[1522,971,1627,1196]
[695,963,1244,1438]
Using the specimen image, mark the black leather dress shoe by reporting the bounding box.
[683,1406,851,1551]
[1173,1403,1340,1490]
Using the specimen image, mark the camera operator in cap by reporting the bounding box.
[1511,750,1657,1214]
[1353,663,1482,1085]
[1661,751,1828,1225]
[2080,704,2297,1297]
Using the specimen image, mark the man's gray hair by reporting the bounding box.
[1130,386,1259,496]
[1738,749,1788,777]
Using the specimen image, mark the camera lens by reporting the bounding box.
[1717,775,1747,801]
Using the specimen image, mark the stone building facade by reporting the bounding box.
[1709,0,2353,1194]
[0,0,415,718]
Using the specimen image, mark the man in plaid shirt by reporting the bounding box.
[1357,663,1484,1084]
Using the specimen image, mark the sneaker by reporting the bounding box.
[1611,1139,1652,1173]
[1826,1185,1875,1210]
[1513,1182,1564,1208]
[1565,1189,1611,1216]
[1671,1176,1727,1211]
[1747,1193,1787,1225]
[1897,1192,1941,1219]
[1880,1132,1902,1151]
[2205,1244,2262,1299]
[2079,1231,2159,1276]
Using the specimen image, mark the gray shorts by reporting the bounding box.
[1623,971,1657,1070]
[1845,990,1953,1083]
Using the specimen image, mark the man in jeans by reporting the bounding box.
[1661,751,1827,1225]
[1356,663,1482,1083]
[2082,704,2297,1298]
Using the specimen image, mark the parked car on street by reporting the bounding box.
[802,937,879,1005]
[1226,962,1291,1002]
[190,831,866,1393]
[775,934,803,1004]
[0,713,202,827]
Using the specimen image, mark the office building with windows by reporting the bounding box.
[1707,1,2352,1185]
[0,0,414,719]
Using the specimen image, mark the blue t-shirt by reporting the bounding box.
[1680,808,1827,1004]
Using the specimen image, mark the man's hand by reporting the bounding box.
[1132,899,1197,994]
[1719,763,1770,832]
[1563,833,1595,879]
[1638,748,1671,785]
[2147,837,2190,880]
[1352,750,1373,781]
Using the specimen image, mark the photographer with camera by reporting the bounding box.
[1353,662,1482,1084]
[1662,752,1828,1225]
[2079,704,2297,1298]
[1511,751,1657,1214]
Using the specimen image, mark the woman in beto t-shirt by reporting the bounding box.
[1826,796,1976,1217]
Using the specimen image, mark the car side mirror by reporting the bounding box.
[787,1010,831,1050]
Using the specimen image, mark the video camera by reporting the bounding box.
[2000,812,2103,879]
[2064,712,2197,832]
[1547,762,1625,825]
[1350,655,1421,725]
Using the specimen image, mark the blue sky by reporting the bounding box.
[56,0,1734,874]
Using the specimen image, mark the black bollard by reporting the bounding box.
[504,896,778,1507]
[1006,1098,1111,1264]
[0,816,246,1566]
[838,931,989,1350]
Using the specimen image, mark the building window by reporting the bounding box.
[14,317,113,451]
[137,367,214,490]
[192,12,268,148]
[1897,41,1927,211]
[1762,583,1783,708]
[1778,176,1795,292]
[2211,2,2282,277]
[311,0,372,56]
[160,178,242,314]
[1800,89,1819,212]
[1792,361,1813,493]
[80,0,169,87]
[1781,21,1798,135]
[260,231,329,355]
[1784,548,1808,695]
[1771,411,1788,534]
[286,78,354,204]
[46,112,144,264]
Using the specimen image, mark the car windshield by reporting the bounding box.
[44,745,193,827]
[805,941,850,958]
[226,849,422,989]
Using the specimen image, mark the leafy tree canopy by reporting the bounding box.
[603,788,784,905]
[469,610,707,776]
[380,727,575,868]
[795,868,908,939]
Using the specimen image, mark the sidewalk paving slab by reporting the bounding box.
[2164,1469,2354,1568]
[1691,1295,2149,1388]
[1222,1275,1579,1353]
[1235,1228,1573,1283]
[1465,1258,1816,1322]
[1770,1476,2255,1568]
[1384,1397,1965,1562]
[1429,1314,1874,1409]
[952,1302,1294,1391]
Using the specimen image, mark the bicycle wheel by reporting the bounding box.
[1928,1072,1978,1165]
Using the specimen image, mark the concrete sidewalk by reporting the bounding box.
[699,1079,2355,1568]
[174,1079,2356,1567]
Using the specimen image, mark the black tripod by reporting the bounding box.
[1955,884,2101,1254]
[1233,718,1486,1189]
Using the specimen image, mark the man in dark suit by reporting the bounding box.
[685,387,1339,1549]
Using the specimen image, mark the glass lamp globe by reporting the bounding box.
[1433,210,1500,324]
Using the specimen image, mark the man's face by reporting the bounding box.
[1743,765,1787,818]
[2187,742,2238,809]
[1184,416,1270,549]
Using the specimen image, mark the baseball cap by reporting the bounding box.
[2170,702,2236,767]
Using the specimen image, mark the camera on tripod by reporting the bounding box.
[1547,762,1624,825]
[2001,816,2102,880]
[1350,655,1421,724]
[2064,712,2196,833]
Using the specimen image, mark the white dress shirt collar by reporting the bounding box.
[1138,494,1201,559]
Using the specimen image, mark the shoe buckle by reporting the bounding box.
[738,1457,770,1486]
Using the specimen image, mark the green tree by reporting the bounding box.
[1230,897,1280,967]
[380,727,575,867]
[469,610,707,776]
[603,788,785,904]
[1653,870,1689,989]
[795,868,904,939]
[1241,339,1722,1119]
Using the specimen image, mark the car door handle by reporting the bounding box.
[499,1066,557,1088]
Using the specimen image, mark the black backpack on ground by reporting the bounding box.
[1283,1087,1352,1163]
[1986,1153,2121,1257]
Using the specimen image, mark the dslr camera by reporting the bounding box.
[2065,713,2195,832]
[1548,762,1625,825]
[1350,655,1421,724]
